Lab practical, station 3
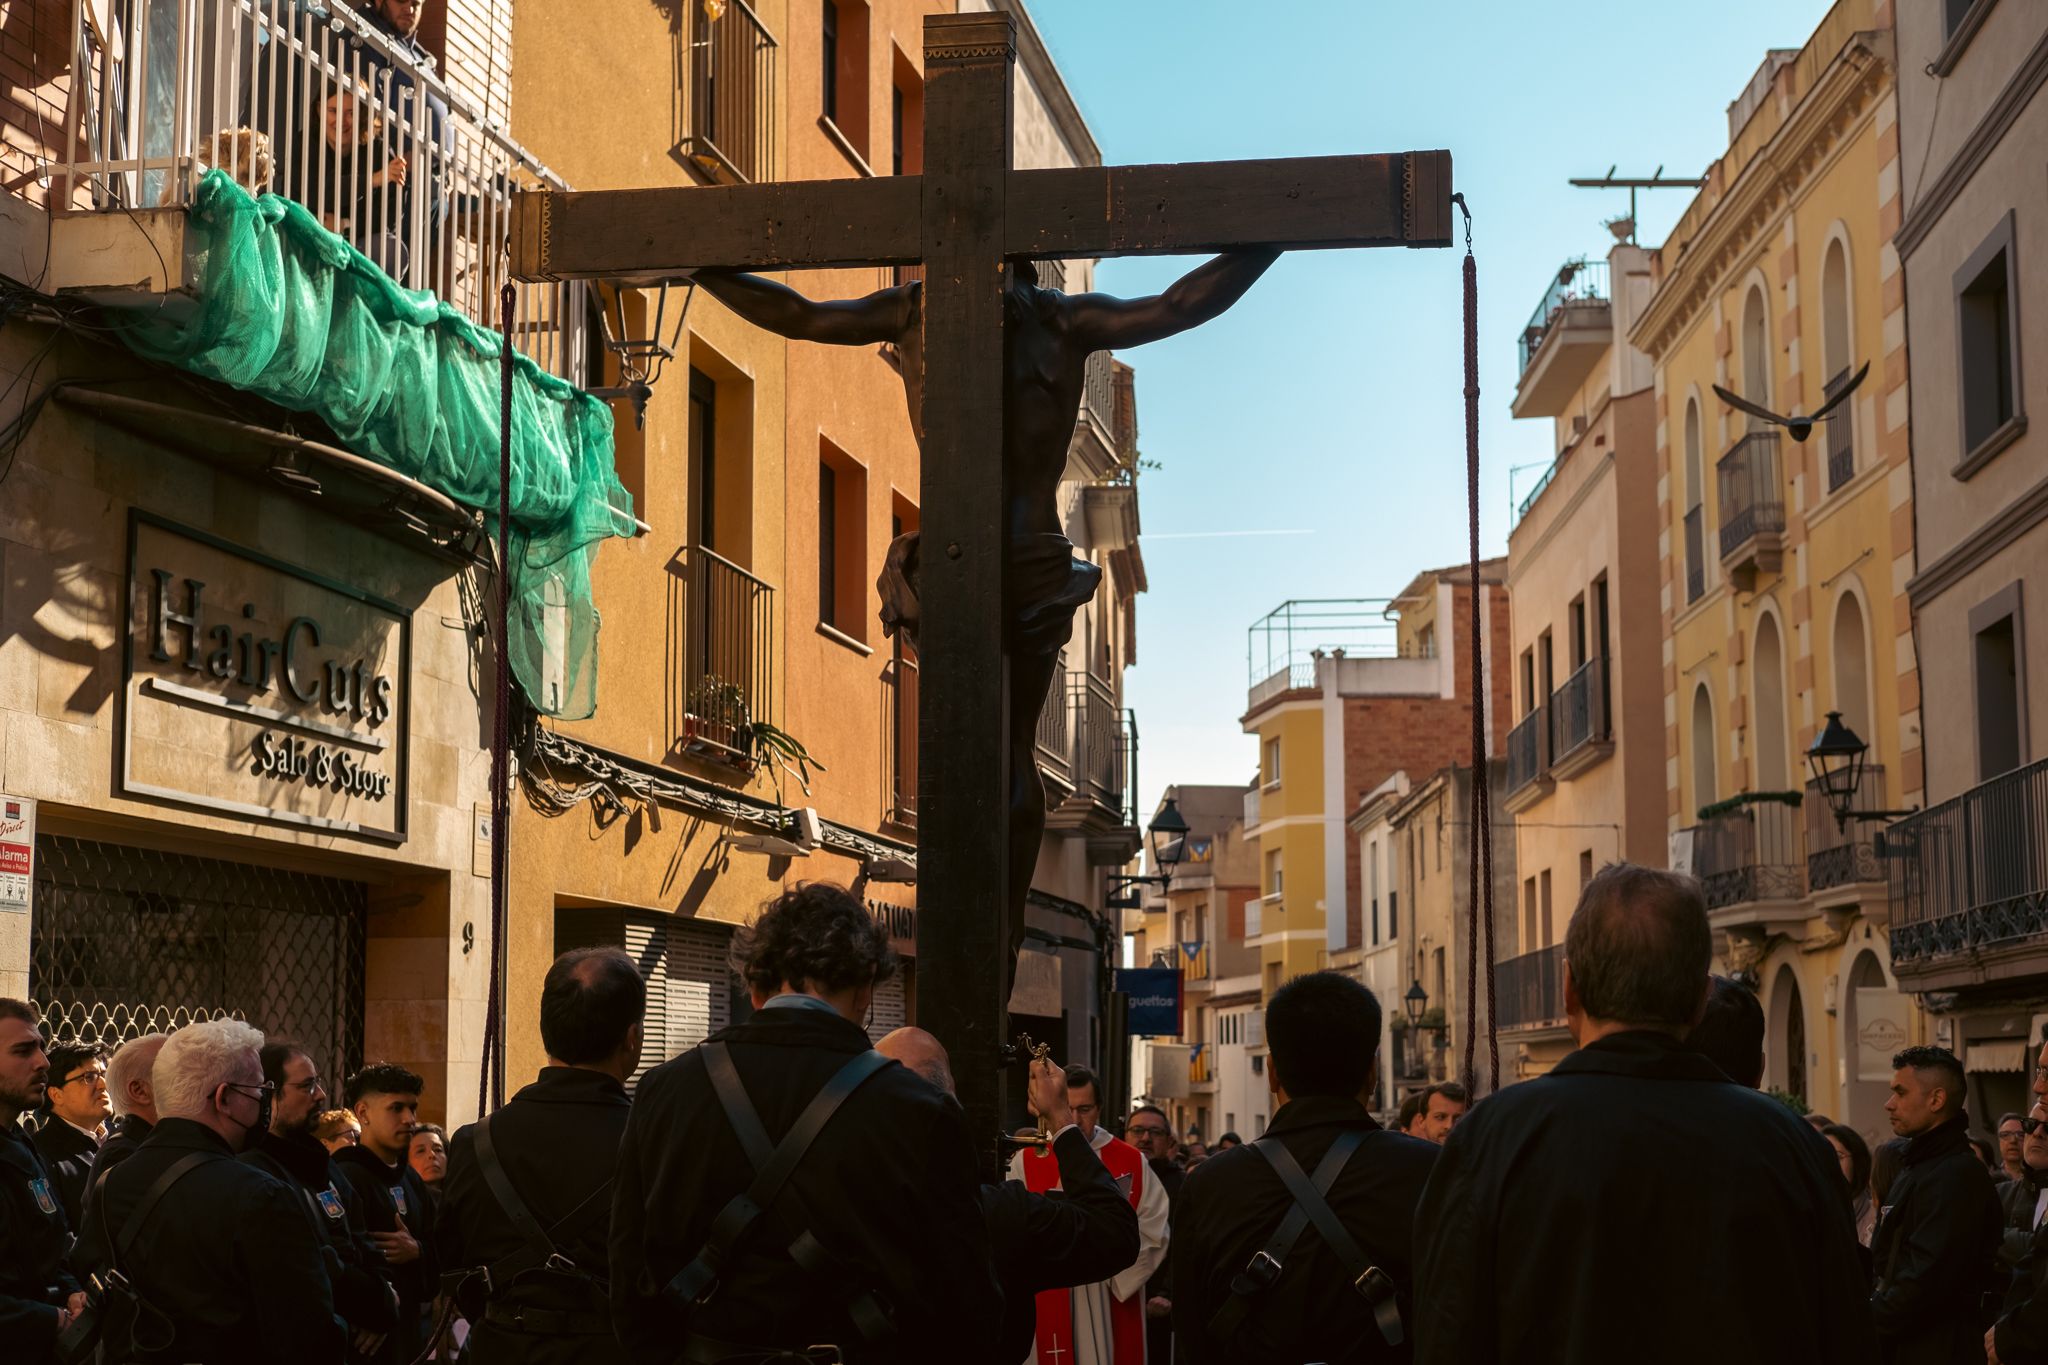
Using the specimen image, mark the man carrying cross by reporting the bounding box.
[692,248,1277,939]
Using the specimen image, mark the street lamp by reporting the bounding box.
[1404,979,1428,1028]
[1148,797,1190,882]
[1805,711,1918,831]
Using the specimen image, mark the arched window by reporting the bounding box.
[1832,592,1872,744]
[1821,238,1855,487]
[1684,397,1706,602]
[1741,285,1772,425]
[1754,612,1790,789]
[1691,682,1717,812]
[1770,964,1808,1104]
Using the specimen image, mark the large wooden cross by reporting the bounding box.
[511,11,1452,1161]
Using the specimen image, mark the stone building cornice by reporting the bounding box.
[1630,31,1895,362]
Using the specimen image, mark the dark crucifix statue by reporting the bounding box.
[695,249,1279,923]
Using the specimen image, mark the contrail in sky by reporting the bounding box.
[1144,528,1315,541]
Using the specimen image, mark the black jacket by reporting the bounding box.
[1172,1096,1435,1365]
[1996,1211,2048,1364]
[0,1120,78,1364]
[241,1129,396,1337]
[609,1003,1001,1365]
[30,1115,98,1231]
[1412,1030,1874,1365]
[1870,1114,2003,1364]
[982,1125,1142,1363]
[2000,1172,2044,1282]
[333,1140,441,1364]
[72,1117,341,1365]
[438,1066,632,1365]
[91,1114,154,1184]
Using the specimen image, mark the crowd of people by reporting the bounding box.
[1,864,2037,1363]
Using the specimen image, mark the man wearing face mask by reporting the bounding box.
[73,1018,341,1365]
[242,1044,399,1359]
[610,882,1000,1365]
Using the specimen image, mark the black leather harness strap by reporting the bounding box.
[470,1114,614,1300]
[1205,1130,1403,1350]
[662,1042,894,1339]
[107,1152,213,1273]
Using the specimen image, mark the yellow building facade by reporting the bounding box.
[1638,0,1922,1140]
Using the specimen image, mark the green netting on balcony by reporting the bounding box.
[106,169,633,720]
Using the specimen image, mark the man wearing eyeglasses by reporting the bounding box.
[1991,1102,2048,1364]
[243,1044,399,1359]
[73,1017,342,1364]
[1123,1106,1181,1365]
[32,1041,108,1229]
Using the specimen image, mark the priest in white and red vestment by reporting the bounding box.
[1007,1068,1170,1365]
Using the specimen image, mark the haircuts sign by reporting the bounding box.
[121,514,411,842]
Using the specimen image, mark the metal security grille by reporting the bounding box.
[29,835,367,1079]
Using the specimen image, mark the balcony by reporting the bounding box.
[1035,667,1074,792]
[1512,258,1611,419]
[1548,656,1614,779]
[1243,786,1261,835]
[1504,706,1552,811]
[1889,756,2048,980]
[1496,943,1567,1036]
[1046,674,1141,862]
[1245,599,1435,713]
[1683,793,1807,931]
[46,0,585,381]
[1805,764,1887,906]
[676,0,779,185]
[680,549,776,764]
[881,642,918,829]
[1684,506,1708,604]
[1717,432,1787,588]
[1181,942,1212,990]
[1189,1043,1215,1092]
[1824,367,1856,492]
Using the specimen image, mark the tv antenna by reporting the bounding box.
[1568,166,1706,245]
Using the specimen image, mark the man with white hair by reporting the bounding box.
[74,1017,343,1364]
[89,1032,167,1181]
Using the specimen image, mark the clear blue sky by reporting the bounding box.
[1017,0,1837,810]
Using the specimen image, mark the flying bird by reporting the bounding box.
[1713,360,1868,443]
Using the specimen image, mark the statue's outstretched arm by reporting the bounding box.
[1063,248,1282,352]
[695,270,916,346]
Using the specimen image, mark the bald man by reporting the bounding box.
[876,1029,1139,1363]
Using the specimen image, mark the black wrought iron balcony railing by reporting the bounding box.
[1717,431,1787,559]
[1549,655,1612,765]
[1685,793,1806,911]
[881,642,918,828]
[680,0,779,185]
[1806,763,1886,891]
[1035,668,1073,785]
[1890,756,2048,965]
[1684,506,1707,603]
[1497,943,1566,1030]
[1518,258,1610,373]
[682,548,775,757]
[1824,367,1856,492]
[1507,707,1548,795]
[1077,673,1125,809]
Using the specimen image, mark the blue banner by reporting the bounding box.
[1118,967,1183,1037]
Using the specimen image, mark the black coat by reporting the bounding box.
[0,1120,78,1364]
[982,1125,1143,1363]
[91,1115,154,1184]
[438,1066,632,1365]
[333,1141,442,1363]
[1870,1115,2003,1365]
[72,1117,341,1365]
[1411,1030,1874,1365]
[30,1115,98,1231]
[241,1129,397,1337]
[1995,1213,2048,1364]
[1999,1173,2043,1283]
[609,1003,1001,1365]
[1172,1096,1436,1365]
[1146,1156,1183,1365]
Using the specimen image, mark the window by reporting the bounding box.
[1691,683,1718,812]
[891,85,903,176]
[889,51,922,177]
[1538,630,1555,704]
[1265,850,1284,899]
[1388,889,1398,942]
[817,438,869,643]
[1539,869,1553,947]
[1955,212,2024,474]
[1522,877,1538,954]
[1971,584,2028,780]
[1832,593,1872,742]
[821,1,839,122]
[1934,0,1998,74]
[1741,285,1772,426]
[1753,613,1790,789]
[1568,596,1587,671]
[1821,237,1855,490]
[1684,397,1707,603]
[1369,841,1382,947]
[1593,576,1610,660]
[689,367,719,553]
[1519,648,1536,717]
[822,0,871,161]
[1580,848,1594,890]
[1263,736,1282,787]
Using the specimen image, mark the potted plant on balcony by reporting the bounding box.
[684,675,826,805]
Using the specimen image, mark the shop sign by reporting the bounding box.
[0,796,32,914]
[121,515,410,842]
[1118,967,1184,1037]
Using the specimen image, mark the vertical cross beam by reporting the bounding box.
[917,11,1015,1173]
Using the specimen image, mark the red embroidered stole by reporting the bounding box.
[1021,1134,1146,1365]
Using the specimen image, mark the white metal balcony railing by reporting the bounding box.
[54,0,588,385]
